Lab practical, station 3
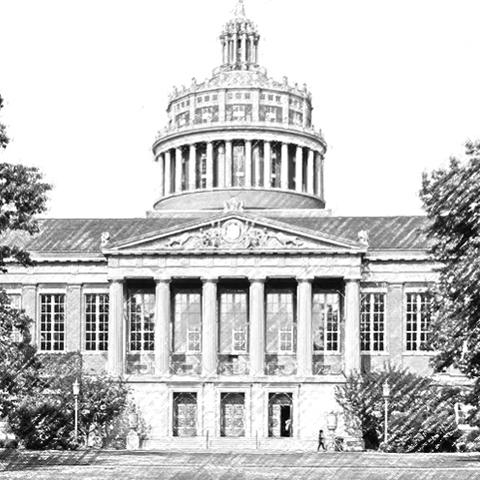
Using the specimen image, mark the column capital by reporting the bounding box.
[297,276,314,284]
[107,276,125,284]
[201,276,219,284]
[154,276,171,284]
[345,276,361,283]
[249,277,266,284]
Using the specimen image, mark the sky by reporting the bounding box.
[0,0,479,219]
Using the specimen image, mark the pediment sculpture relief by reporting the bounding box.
[161,219,306,251]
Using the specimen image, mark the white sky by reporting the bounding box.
[0,0,479,219]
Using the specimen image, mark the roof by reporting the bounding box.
[0,214,430,256]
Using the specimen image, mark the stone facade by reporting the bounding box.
[0,1,456,450]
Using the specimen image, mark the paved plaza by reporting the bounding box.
[1,450,480,480]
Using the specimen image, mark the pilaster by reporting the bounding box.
[201,278,218,377]
[344,279,361,374]
[297,278,313,376]
[22,284,37,345]
[66,284,82,352]
[108,279,125,377]
[249,278,265,376]
[155,278,171,376]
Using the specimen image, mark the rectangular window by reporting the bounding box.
[360,293,385,352]
[40,294,65,351]
[312,292,340,352]
[259,105,282,123]
[406,292,432,351]
[128,291,155,352]
[226,104,253,122]
[219,289,248,353]
[85,293,109,351]
[173,290,202,353]
[194,106,219,124]
[266,289,296,354]
[205,95,210,102]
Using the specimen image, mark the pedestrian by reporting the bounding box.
[317,429,326,451]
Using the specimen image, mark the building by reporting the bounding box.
[1,1,449,450]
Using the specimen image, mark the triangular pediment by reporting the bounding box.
[103,213,366,255]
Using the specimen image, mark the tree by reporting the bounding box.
[335,366,462,452]
[0,95,9,150]
[420,141,480,381]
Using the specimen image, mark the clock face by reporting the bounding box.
[222,219,244,243]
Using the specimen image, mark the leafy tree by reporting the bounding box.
[335,366,462,452]
[420,141,480,377]
[0,95,9,150]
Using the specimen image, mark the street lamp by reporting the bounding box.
[73,379,80,442]
[382,379,391,445]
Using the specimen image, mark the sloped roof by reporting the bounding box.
[0,214,430,256]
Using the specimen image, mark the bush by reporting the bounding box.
[335,365,463,452]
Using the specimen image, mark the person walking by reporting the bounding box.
[317,429,326,451]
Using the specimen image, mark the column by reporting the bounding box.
[189,144,196,190]
[307,149,315,194]
[202,278,218,377]
[281,143,289,189]
[155,278,171,376]
[241,33,247,64]
[22,284,37,345]
[314,152,321,196]
[264,141,271,188]
[245,140,252,188]
[108,279,125,377]
[222,39,226,64]
[165,150,172,195]
[175,147,182,193]
[320,155,325,200]
[206,142,214,189]
[233,33,238,64]
[218,143,225,188]
[66,284,82,352]
[295,146,303,193]
[158,154,165,197]
[253,143,261,187]
[225,140,232,188]
[297,278,313,377]
[387,284,404,365]
[249,278,265,376]
[344,279,361,374]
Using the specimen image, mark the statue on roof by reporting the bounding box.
[234,0,246,18]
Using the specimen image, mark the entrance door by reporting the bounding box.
[173,392,197,437]
[268,393,293,437]
[221,392,245,437]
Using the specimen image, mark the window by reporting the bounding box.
[226,104,252,122]
[173,290,202,353]
[406,292,432,351]
[205,95,210,102]
[7,294,23,343]
[312,293,340,352]
[194,106,219,124]
[275,95,281,103]
[176,111,190,127]
[85,294,109,351]
[128,291,155,352]
[245,93,251,99]
[260,105,282,123]
[40,294,65,351]
[361,293,385,352]
[289,110,303,126]
[266,289,296,354]
[235,92,242,99]
[219,289,248,354]
[212,95,218,101]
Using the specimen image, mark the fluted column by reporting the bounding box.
[189,144,197,190]
[264,141,271,188]
[241,33,247,64]
[320,155,325,200]
[155,278,171,376]
[295,146,303,193]
[307,149,315,194]
[158,154,165,197]
[281,143,289,189]
[165,150,172,195]
[206,142,214,189]
[314,152,320,196]
[249,278,265,376]
[217,143,226,188]
[108,279,124,377]
[225,140,233,188]
[344,279,361,374]
[233,33,238,64]
[202,278,218,377]
[245,140,252,188]
[175,147,182,193]
[253,143,261,187]
[297,278,313,376]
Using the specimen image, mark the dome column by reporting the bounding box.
[264,141,271,188]
[165,150,172,195]
[225,140,233,187]
[307,149,315,195]
[206,142,214,189]
[245,140,252,187]
[295,146,303,193]
[158,153,165,197]
[189,144,197,190]
[175,147,182,192]
[281,143,289,190]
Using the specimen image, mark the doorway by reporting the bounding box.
[268,393,293,437]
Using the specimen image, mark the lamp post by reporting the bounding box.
[382,379,391,445]
[73,379,80,442]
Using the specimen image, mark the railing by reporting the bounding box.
[312,362,343,376]
[170,355,202,376]
[125,353,155,375]
[264,356,298,376]
[155,119,324,143]
[217,356,250,375]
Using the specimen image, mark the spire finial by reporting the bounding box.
[234,0,246,18]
